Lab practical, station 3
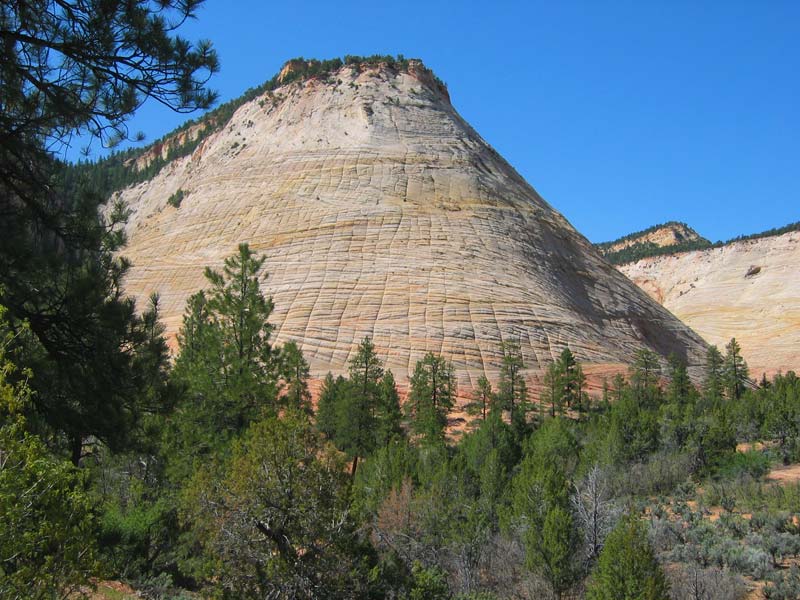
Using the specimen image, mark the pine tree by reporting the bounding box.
[557,348,579,409]
[407,352,455,445]
[611,373,627,404]
[315,372,340,439]
[723,338,749,400]
[171,244,279,468]
[586,515,670,600]
[1,0,218,464]
[541,362,564,418]
[703,345,724,407]
[333,379,375,477]
[498,341,524,414]
[349,337,384,413]
[631,348,662,407]
[279,340,312,414]
[375,370,404,446]
[498,340,529,432]
[574,362,588,415]
[465,375,495,425]
[666,353,692,406]
[338,337,384,475]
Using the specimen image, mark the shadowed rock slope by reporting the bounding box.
[115,59,708,396]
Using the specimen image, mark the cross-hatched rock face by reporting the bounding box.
[116,61,708,399]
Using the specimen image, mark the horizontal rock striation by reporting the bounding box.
[116,60,708,399]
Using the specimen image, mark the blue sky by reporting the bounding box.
[100,0,798,243]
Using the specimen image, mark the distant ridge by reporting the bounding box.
[598,220,800,265]
[618,225,800,378]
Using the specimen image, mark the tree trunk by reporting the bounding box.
[70,434,82,467]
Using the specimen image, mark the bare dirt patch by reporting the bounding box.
[74,581,138,600]
[766,462,800,485]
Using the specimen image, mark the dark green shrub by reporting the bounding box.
[713,450,771,481]
[167,188,185,208]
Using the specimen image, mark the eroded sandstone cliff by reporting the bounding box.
[115,59,708,398]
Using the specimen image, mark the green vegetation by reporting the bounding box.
[597,220,800,265]
[8,241,800,598]
[167,189,186,209]
[724,220,800,245]
[4,3,800,598]
[586,516,670,600]
[407,351,456,445]
[1,0,217,472]
[0,310,102,598]
[596,221,703,249]
[596,221,712,264]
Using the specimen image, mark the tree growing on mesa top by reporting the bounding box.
[407,352,455,445]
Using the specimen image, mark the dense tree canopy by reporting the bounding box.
[0,0,219,463]
[0,307,101,597]
[186,412,368,599]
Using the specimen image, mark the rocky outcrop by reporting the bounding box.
[619,231,800,378]
[115,60,708,399]
[602,222,706,255]
[128,121,207,172]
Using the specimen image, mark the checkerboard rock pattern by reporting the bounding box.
[116,61,708,401]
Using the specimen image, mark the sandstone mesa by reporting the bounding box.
[115,60,708,399]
